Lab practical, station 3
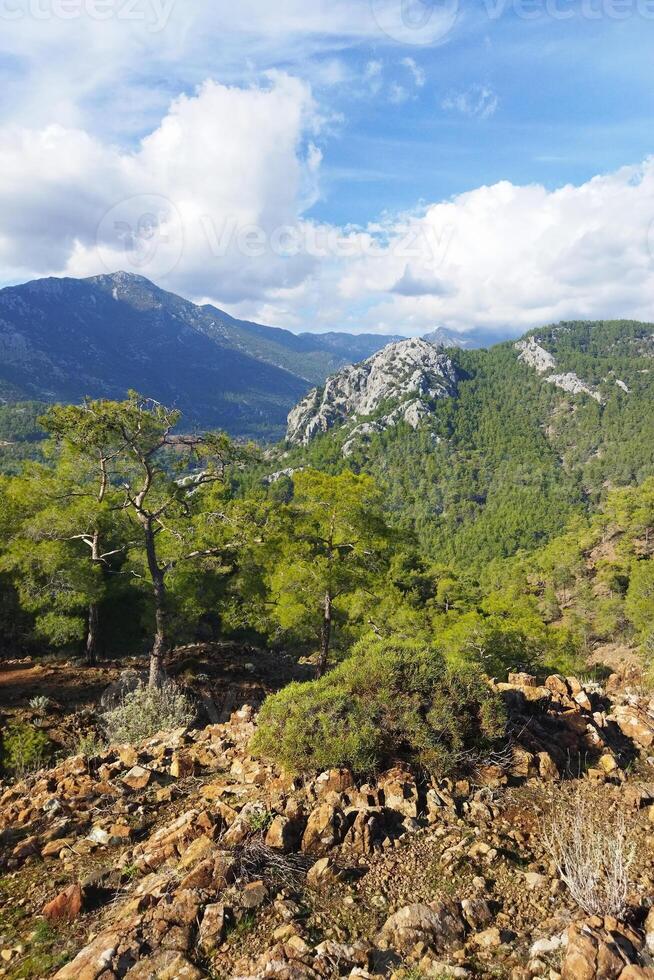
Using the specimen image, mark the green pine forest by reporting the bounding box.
[1,319,653,696]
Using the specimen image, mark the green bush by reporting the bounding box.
[1,721,51,775]
[102,681,195,745]
[251,637,505,776]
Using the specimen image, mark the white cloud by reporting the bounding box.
[0,0,417,136]
[328,160,654,335]
[2,69,654,340]
[442,84,499,119]
[364,59,384,95]
[0,74,323,302]
[401,57,426,88]
[388,83,409,105]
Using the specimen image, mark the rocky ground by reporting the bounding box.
[0,644,311,759]
[2,665,654,979]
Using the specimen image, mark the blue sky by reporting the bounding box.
[307,11,654,223]
[0,0,653,338]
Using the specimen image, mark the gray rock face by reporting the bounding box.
[422,327,469,349]
[516,337,557,374]
[515,336,603,403]
[379,901,466,953]
[286,338,459,446]
[545,372,603,403]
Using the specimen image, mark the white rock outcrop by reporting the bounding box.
[516,337,557,374]
[515,336,604,404]
[544,372,603,403]
[341,400,437,457]
[286,338,459,446]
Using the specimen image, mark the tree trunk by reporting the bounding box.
[148,571,168,688]
[86,602,99,667]
[144,521,168,688]
[86,529,101,668]
[316,590,332,678]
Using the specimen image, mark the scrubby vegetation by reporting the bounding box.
[251,637,505,775]
[0,720,51,775]
[102,681,195,745]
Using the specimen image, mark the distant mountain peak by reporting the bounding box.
[422,327,469,349]
[0,273,404,440]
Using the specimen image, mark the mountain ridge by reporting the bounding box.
[270,319,654,567]
[0,272,402,438]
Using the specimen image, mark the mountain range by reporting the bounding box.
[0,272,404,439]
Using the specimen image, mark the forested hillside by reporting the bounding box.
[272,320,654,567]
[0,402,46,474]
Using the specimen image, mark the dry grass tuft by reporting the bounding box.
[228,835,312,890]
[543,781,634,918]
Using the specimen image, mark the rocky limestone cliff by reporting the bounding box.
[286,338,459,446]
[515,336,607,404]
[515,337,557,375]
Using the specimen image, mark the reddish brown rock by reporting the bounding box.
[43,883,83,923]
[123,950,204,979]
[170,752,196,780]
[265,814,304,853]
[241,879,268,908]
[301,803,346,856]
[378,767,419,818]
[53,926,127,979]
[508,672,538,687]
[198,902,227,954]
[610,706,654,749]
[562,920,644,980]
[314,768,355,798]
[122,765,154,791]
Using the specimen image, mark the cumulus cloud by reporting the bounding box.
[442,84,499,119]
[391,267,455,298]
[0,73,323,302]
[333,160,654,335]
[2,68,654,340]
